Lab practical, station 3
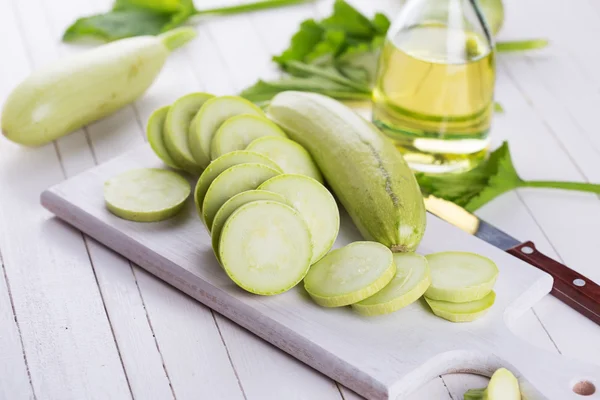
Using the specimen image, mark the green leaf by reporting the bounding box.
[63,0,195,42]
[240,76,370,103]
[320,0,375,38]
[113,0,182,12]
[284,61,371,93]
[462,142,522,211]
[305,30,346,64]
[273,19,325,66]
[371,13,391,34]
[496,39,549,52]
[63,9,173,41]
[337,35,385,84]
[417,142,600,212]
[64,0,312,42]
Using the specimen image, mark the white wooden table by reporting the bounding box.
[1,0,599,399]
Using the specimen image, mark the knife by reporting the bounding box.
[424,195,600,325]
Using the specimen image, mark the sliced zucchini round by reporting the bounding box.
[304,241,396,307]
[188,96,264,168]
[247,136,323,183]
[352,253,431,316]
[211,190,288,261]
[210,114,287,160]
[147,105,180,170]
[219,201,312,295]
[425,291,496,322]
[104,168,191,222]
[258,174,339,264]
[202,163,280,230]
[194,151,281,219]
[163,92,213,174]
[425,251,499,303]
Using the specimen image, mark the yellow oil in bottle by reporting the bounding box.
[372,23,495,173]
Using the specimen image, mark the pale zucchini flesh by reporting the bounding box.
[219,201,312,295]
[464,368,521,400]
[164,92,214,174]
[268,91,426,252]
[425,291,496,322]
[194,150,282,219]
[258,174,339,264]
[304,241,396,307]
[246,136,323,183]
[425,252,499,303]
[147,105,180,170]
[210,114,287,160]
[211,190,288,262]
[352,253,431,316]
[104,168,190,222]
[189,96,264,168]
[2,28,196,147]
[202,163,280,230]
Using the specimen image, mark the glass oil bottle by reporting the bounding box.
[372,0,496,173]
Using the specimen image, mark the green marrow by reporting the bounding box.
[104,168,190,222]
[219,201,312,295]
[352,253,431,316]
[194,150,281,220]
[425,291,496,322]
[146,105,180,170]
[425,252,499,303]
[268,91,426,252]
[247,136,323,183]
[464,368,521,400]
[211,190,288,262]
[189,96,264,168]
[2,28,196,147]
[164,92,213,174]
[258,174,339,264]
[202,163,281,229]
[304,241,396,307]
[210,114,287,160]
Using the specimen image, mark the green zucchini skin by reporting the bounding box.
[268,91,426,252]
[1,28,195,147]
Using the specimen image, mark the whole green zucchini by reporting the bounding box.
[1,28,196,147]
[268,91,426,252]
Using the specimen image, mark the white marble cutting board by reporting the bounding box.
[41,145,600,400]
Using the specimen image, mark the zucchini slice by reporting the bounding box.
[211,190,288,261]
[352,253,431,316]
[202,163,280,230]
[425,252,499,303]
[164,92,213,174]
[258,174,339,264]
[425,291,496,322]
[246,136,323,183]
[210,114,287,160]
[147,105,180,170]
[304,242,396,307]
[194,151,281,219]
[219,201,312,295]
[189,96,263,168]
[104,168,190,222]
[464,368,521,400]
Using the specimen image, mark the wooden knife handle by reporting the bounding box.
[507,241,600,325]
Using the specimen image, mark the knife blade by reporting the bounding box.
[424,195,600,325]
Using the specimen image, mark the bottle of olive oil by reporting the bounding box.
[372,0,496,173]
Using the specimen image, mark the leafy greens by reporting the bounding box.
[241,0,388,102]
[63,0,313,42]
[416,142,600,212]
[241,0,548,104]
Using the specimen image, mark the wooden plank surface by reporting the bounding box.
[0,0,599,399]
